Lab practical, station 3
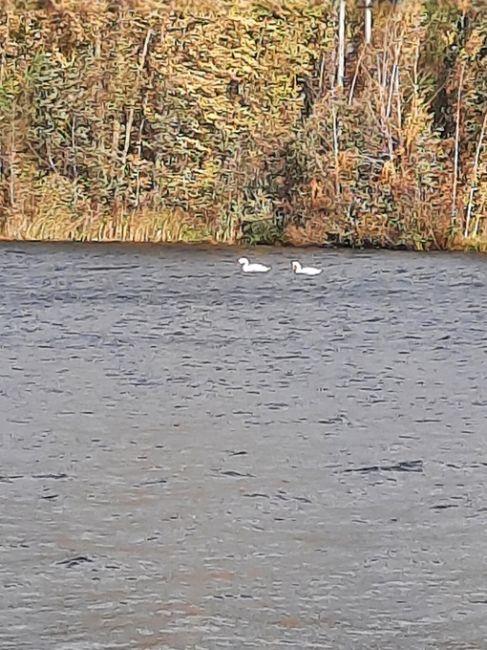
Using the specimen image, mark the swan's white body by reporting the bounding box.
[291,261,322,276]
[238,257,271,273]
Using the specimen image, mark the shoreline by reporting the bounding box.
[0,234,485,254]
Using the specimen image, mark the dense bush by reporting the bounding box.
[0,0,486,248]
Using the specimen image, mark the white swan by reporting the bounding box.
[238,257,271,273]
[291,260,322,276]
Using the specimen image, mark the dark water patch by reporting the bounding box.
[137,478,167,487]
[219,470,255,478]
[274,491,312,504]
[343,460,424,474]
[80,265,142,272]
[57,556,94,568]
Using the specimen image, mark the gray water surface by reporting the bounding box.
[1,243,487,650]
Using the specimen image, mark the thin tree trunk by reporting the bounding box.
[135,90,150,208]
[364,0,372,45]
[452,62,466,228]
[337,0,346,88]
[71,114,78,179]
[348,49,364,105]
[8,113,16,208]
[332,104,341,196]
[71,114,79,207]
[119,28,153,182]
[386,40,403,120]
[395,61,402,131]
[464,110,487,238]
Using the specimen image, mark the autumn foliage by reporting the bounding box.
[0,0,486,248]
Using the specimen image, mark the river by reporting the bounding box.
[1,243,487,649]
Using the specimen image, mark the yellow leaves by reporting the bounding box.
[52,50,76,69]
[204,112,221,122]
[231,51,262,76]
[337,150,359,174]
[381,159,396,183]
[227,11,258,28]
[185,139,210,154]
[457,0,472,13]
[442,30,456,47]
[464,29,485,60]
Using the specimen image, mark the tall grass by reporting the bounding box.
[0,0,486,248]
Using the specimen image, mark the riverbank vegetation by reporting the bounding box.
[0,0,486,249]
